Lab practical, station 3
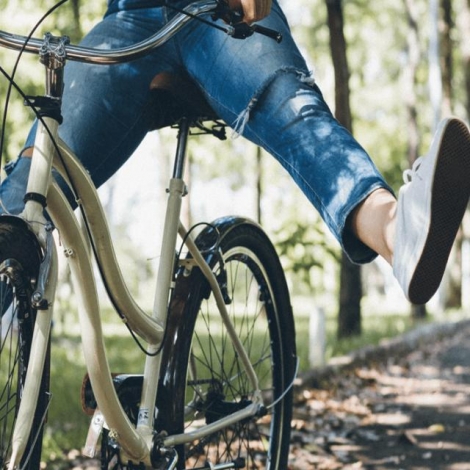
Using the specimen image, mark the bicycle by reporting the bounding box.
[0,1,297,469]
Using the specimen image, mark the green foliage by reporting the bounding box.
[43,336,89,459]
[42,327,146,461]
[275,216,340,295]
[295,309,429,371]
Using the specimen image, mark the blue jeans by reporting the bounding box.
[0,0,392,263]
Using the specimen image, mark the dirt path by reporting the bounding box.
[289,320,470,469]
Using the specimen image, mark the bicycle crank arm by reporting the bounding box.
[190,457,246,469]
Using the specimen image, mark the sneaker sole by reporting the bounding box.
[408,118,470,304]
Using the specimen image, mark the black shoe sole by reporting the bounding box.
[408,119,470,304]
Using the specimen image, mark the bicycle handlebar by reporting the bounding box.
[0,0,281,65]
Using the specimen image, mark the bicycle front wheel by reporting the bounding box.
[158,218,296,470]
[0,217,48,470]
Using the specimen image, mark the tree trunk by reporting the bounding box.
[403,0,427,319]
[325,0,362,339]
[463,0,470,117]
[429,0,443,129]
[70,0,83,41]
[439,0,463,309]
[440,0,453,116]
[337,255,362,337]
[463,0,470,118]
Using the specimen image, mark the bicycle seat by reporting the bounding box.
[147,72,220,130]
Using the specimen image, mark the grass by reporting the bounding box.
[295,309,424,371]
[43,328,144,462]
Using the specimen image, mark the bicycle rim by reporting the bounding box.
[0,218,47,470]
[159,222,296,469]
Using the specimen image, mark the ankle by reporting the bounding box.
[350,189,396,265]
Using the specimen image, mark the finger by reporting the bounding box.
[228,0,272,24]
[244,0,272,23]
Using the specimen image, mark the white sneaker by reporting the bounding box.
[393,117,470,304]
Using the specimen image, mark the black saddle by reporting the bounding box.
[147,72,220,130]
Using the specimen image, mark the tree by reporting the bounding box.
[402,0,428,318]
[440,0,453,116]
[325,0,362,338]
[460,0,470,116]
[438,0,464,310]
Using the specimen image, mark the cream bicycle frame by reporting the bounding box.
[9,110,263,468]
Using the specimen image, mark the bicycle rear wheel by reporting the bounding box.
[0,217,48,470]
[158,218,296,469]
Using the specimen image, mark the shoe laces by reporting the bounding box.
[403,155,423,183]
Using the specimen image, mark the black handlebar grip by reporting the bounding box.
[252,25,283,43]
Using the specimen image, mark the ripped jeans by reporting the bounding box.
[0,0,392,263]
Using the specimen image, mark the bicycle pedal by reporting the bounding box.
[83,408,105,458]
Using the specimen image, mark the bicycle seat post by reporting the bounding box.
[172,117,191,180]
[143,115,194,435]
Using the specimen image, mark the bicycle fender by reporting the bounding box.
[192,215,270,263]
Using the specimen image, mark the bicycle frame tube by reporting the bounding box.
[137,175,186,434]
[138,120,191,433]
[51,138,181,446]
[179,224,261,395]
[21,118,59,245]
[47,181,152,463]
[51,141,165,344]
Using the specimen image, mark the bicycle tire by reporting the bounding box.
[157,217,296,469]
[0,216,49,470]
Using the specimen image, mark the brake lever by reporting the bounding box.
[212,1,283,43]
[228,23,282,43]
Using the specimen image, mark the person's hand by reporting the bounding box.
[227,0,272,24]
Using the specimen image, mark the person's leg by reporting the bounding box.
[179,0,470,304]
[349,188,396,265]
[179,2,392,264]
